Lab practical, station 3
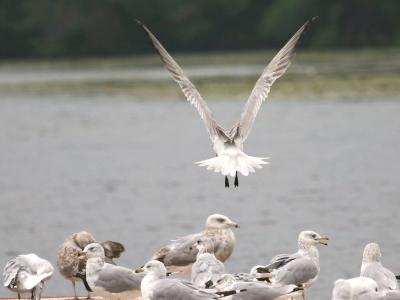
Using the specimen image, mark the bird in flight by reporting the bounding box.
[137,17,317,187]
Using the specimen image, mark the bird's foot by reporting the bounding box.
[225,176,229,188]
[234,171,239,187]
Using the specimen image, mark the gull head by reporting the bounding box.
[206,214,239,229]
[299,231,329,247]
[140,260,168,279]
[362,243,381,263]
[193,237,215,254]
[79,243,105,259]
[74,231,95,249]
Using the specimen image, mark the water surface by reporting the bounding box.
[0,96,399,299]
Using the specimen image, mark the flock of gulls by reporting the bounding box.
[2,214,400,300]
[2,17,399,300]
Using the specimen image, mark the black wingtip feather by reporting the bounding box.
[396,275,400,280]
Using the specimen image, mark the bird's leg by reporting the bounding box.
[72,280,78,300]
[18,293,20,300]
[31,289,34,300]
[234,171,239,187]
[225,176,229,188]
[86,292,91,299]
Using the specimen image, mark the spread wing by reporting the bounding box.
[237,17,318,142]
[137,20,220,141]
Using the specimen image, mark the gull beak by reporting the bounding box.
[316,236,329,246]
[135,266,145,273]
[78,251,86,258]
[228,222,240,229]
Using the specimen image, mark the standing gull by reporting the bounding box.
[3,253,54,300]
[139,260,244,300]
[360,243,399,291]
[80,243,143,300]
[137,17,317,187]
[191,237,225,288]
[149,214,239,274]
[255,231,328,291]
[57,230,125,299]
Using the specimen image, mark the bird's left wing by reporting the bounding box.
[237,17,318,142]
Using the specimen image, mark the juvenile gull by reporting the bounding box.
[3,253,54,300]
[57,231,125,298]
[360,243,399,291]
[137,17,317,187]
[255,230,328,291]
[139,260,244,300]
[80,243,143,300]
[191,237,225,288]
[150,214,239,274]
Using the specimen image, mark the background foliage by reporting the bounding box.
[1,0,400,58]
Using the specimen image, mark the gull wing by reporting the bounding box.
[237,17,318,142]
[138,20,220,141]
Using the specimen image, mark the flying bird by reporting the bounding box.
[137,17,317,187]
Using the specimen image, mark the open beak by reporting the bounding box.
[78,251,86,257]
[135,266,145,273]
[316,236,329,246]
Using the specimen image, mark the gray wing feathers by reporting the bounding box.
[152,279,218,299]
[3,258,20,287]
[94,264,142,293]
[152,233,202,266]
[137,21,219,140]
[238,17,317,141]
[274,257,318,286]
[362,264,398,290]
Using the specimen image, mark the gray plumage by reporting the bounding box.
[141,260,243,300]
[360,243,398,291]
[83,243,143,300]
[137,18,317,183]
[255,231,328,288]
[3,254,53,300]
[191,237,225,287]
[57,231,125,298]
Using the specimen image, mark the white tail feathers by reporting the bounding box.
[196,150,269,177]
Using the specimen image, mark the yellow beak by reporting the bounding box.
[78,251,86,257]
[316,236,329,245]
[135,266,145,273]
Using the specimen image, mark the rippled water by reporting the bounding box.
[0,95,399,299]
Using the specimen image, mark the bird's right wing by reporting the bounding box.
[137,20,220,141]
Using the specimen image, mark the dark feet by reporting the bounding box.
[234,171,239,187]
[225,176,229,188]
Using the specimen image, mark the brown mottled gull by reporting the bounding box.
[137,17,317,187]
[149,214,239,274]
[57,231,125,299]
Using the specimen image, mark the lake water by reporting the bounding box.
[0,95,399,299]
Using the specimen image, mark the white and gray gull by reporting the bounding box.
[191,236,225,288]
[80,243,144,300]
[148,214,239,274]
[255,230,328,291]
[360,242,399,292]
[3,253,54,300]
[57,230,125,299]
[137,17,317,187]
[139,260,245,300]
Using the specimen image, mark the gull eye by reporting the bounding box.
[311,234,317,238]
[216,218,225,223]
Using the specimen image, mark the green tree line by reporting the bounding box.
[1,0,399,59]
